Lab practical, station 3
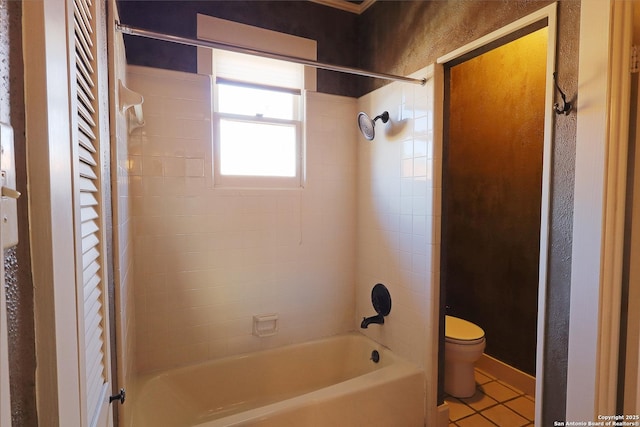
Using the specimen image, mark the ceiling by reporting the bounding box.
[309,0,376,14]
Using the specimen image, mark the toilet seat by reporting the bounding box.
[446,336,485,345]
[445,315,485,345]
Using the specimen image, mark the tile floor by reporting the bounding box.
[447,368,535,426]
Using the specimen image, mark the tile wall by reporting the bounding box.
[355,66,439,410]
[126,66,357,374]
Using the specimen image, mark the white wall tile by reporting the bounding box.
[127,67,357,373]
[356,67,437,368]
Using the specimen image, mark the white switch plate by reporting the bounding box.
[0,123,18,248]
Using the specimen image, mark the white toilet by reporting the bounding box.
[444,315,486,398]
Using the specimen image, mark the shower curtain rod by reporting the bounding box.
[116,22,427,86]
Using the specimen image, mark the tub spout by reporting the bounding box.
[361,314,385,329]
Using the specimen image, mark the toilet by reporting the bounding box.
[444,315,486,398]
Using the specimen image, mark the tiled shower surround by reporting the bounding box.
[127,66,358,373]
[356,69,437,370]
[127,65,438,405]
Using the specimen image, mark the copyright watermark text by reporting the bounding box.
[554,415,640,426]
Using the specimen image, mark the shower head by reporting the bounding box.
[357,111,389,141]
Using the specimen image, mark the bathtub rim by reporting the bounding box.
[135,331,408,383]
[130,331,426,427]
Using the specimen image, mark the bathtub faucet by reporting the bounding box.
[361,283,392,329]
[361,314,385,329]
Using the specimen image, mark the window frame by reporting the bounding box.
[197,15,316,190]
[212,73,304,189]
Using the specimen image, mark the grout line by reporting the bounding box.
[481,413,501,426]
[448,368,536,424]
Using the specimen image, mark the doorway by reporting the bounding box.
[443,26,547,376]
[434,5,557,423]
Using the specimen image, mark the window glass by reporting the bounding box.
[217,83,296,121]
[219,118,297,177]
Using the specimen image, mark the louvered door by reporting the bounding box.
[72,0,113,426]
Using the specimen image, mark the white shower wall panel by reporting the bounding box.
[126,65,357,374]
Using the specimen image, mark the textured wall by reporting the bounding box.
[116,0,361,97]
[359,1,580,423]
[0,0,37,425]
[444,28,547,376]
[543,3,579,425]
[359,1,556,93]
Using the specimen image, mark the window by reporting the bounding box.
[212,50,304,188]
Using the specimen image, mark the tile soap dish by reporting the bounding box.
[252,313,279,337]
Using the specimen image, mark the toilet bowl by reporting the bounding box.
[444,315,486,398]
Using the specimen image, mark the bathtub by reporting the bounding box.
[131,333,425,426]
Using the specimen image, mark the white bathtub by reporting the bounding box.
[131,333,425,426]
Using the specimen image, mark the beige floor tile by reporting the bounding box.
[480,381,520,402]
[461,389,499,411]
[475,368,496,381]
[505,396,535,421]
[482,404,529,427]
[456,414,497,427]
[445,396,475,421]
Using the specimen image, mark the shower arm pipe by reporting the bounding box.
[116,22,427,86]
